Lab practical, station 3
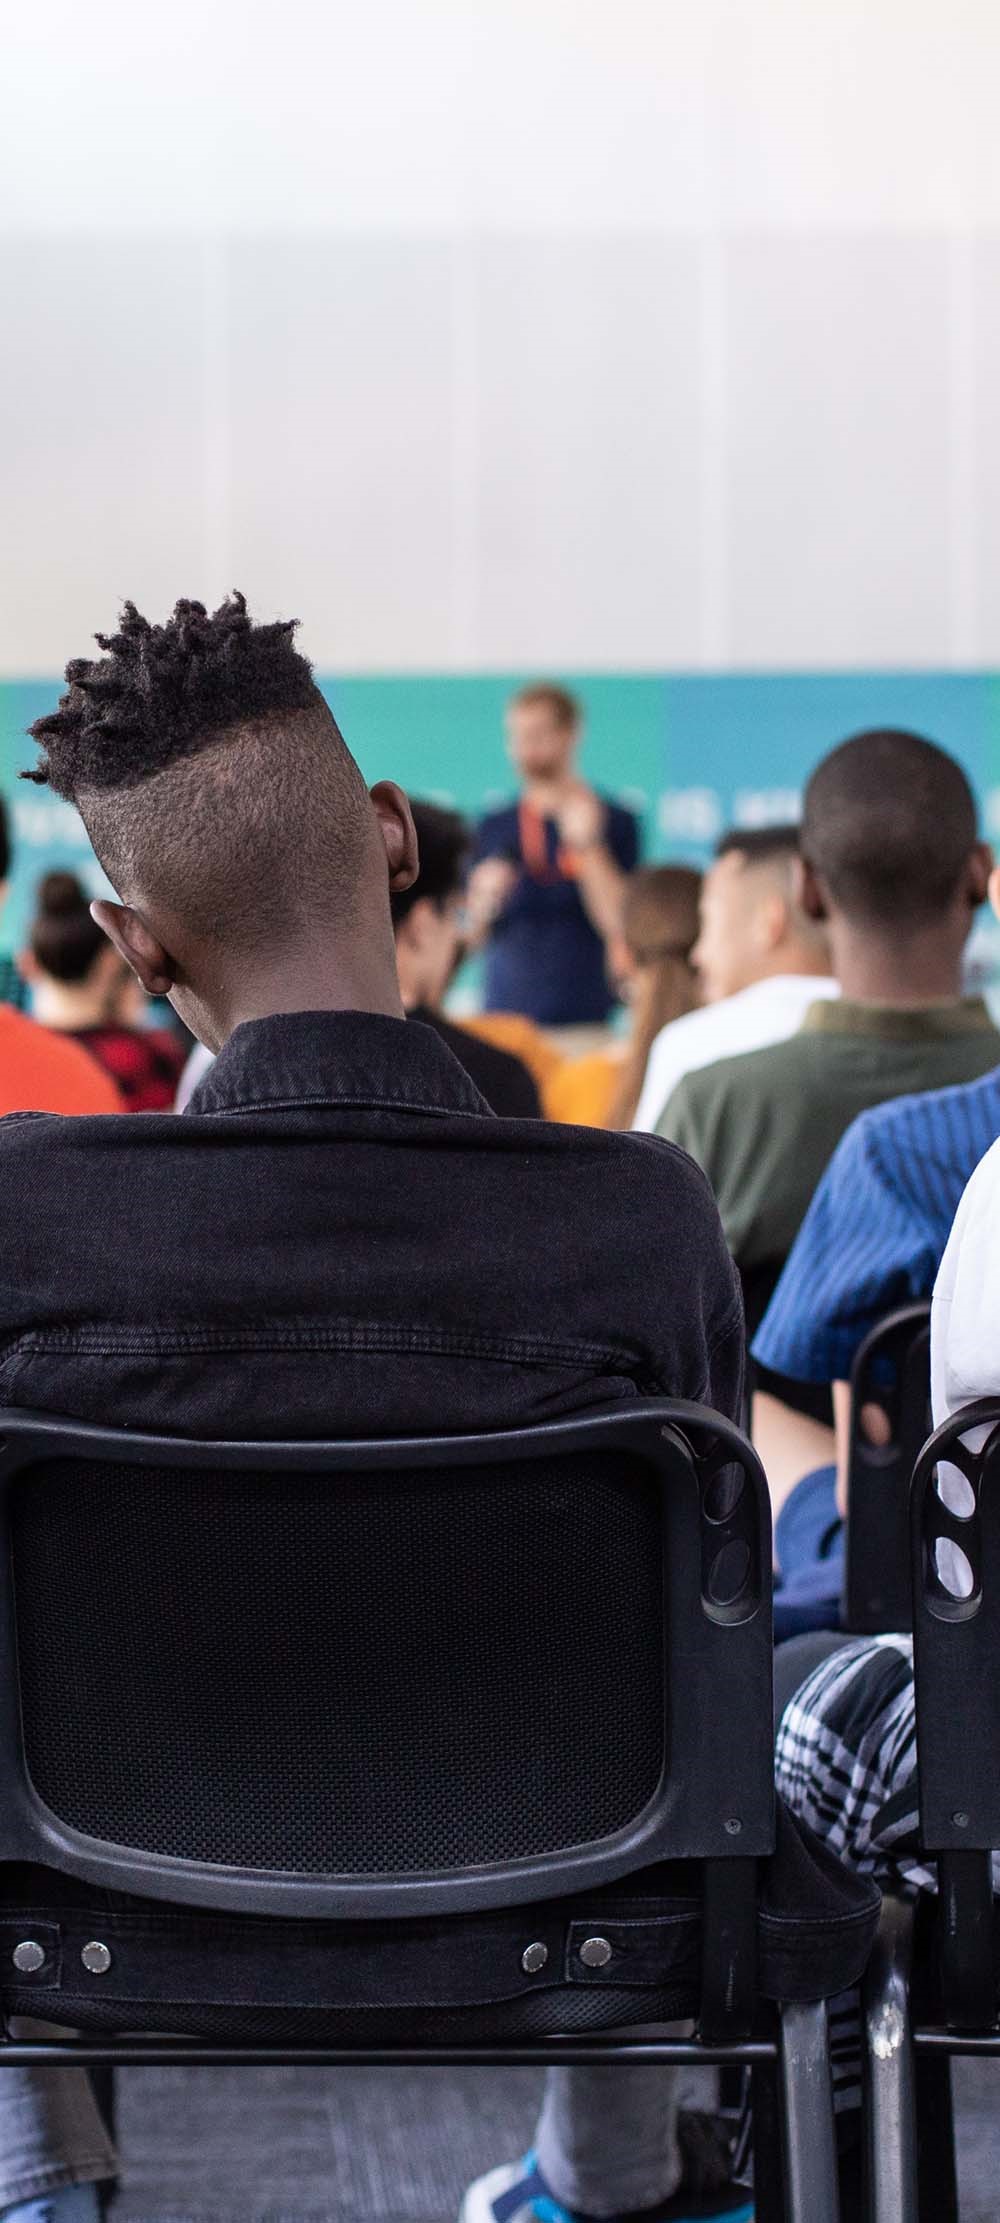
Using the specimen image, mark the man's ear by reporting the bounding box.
[795,854,828,923]
[90,901,175,999]
[756,890,789,954]
[967,841,994,909]
[370,781,419,896]
[989,864,1000,924]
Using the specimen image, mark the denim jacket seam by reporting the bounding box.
[195,1093,487,1121]
[0,1323,647,1373]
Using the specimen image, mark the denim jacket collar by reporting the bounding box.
[188,1008,491,1119]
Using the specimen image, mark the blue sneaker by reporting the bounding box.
[1,2188,104,2223]
[458,2150,754,2222]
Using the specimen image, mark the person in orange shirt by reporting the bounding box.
[545,865,702,1130]
[0,803,122,1115]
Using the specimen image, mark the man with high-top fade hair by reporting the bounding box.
[0,595,743,2221]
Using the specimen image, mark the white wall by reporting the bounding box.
[3,0,1000,675]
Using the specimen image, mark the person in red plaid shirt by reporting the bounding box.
[20,870,186,1111]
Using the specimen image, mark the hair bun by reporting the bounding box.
[37,870,90,920]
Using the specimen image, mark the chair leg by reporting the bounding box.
[778,1998,840,2223]
[749,2059,785,2223]
[862,1896,918,2223]
[88,2063,116,2139]
[914,2055,958,2223]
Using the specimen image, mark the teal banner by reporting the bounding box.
[4,671,1000,960]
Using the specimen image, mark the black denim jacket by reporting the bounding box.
[0,1010,743,1437]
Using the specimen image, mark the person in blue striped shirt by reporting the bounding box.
[754,864,1000,1633]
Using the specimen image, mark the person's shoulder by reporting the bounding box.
[475,799,518,837]
[0,1010,123,1113]
[635,1000,748,1131]
[931,1130,1000,1415]
[0,1104,113,1154]
[649,1001,718,1059]
[852,1062,1000,1186]
[673,1030,802,1107]
[651,991,785,1073]
[541,1115,727,1218]
[948,1130,1000,1231]
[933,1129,1000,1322]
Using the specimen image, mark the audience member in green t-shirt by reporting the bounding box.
[657,727,999,1322]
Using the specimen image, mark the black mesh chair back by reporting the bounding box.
[0,1400,873,2223]
[0,1402,772,1939]
[843,1303,931,1634]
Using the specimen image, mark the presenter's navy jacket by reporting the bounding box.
[0,1009,742,1438]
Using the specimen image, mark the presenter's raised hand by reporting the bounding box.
[555,780,608,853]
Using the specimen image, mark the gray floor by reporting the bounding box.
[111,2065,544,2223]
[109,2059,999,2222]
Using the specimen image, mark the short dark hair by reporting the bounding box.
[30,870,106,983]
[25,593,318,797]
[714,824,801,868]
[802,729,978,928]
[391,802,469,929]
[509,682,580,731]
[23,593,372,947]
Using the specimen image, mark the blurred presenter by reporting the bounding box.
[467,684,639,1036]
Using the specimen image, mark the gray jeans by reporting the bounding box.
[535,2044,715,2218]
[0,2037,117,2211]
[532,1638,847,2216]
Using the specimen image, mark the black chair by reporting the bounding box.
[842,1305,931,1635]
[862,1398,1000,2223]
[0,1401,878,2220]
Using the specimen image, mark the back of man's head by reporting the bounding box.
[24,594,418,1049]
[26,594,374,951]
[801,729,981,932]
[694,824,828,1003]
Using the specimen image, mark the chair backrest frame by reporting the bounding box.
[844,1302,931,1634]
[0,1399,775,1923]
[910,1398,1000,2029]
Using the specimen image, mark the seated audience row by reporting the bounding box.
[2,602,1000,2223]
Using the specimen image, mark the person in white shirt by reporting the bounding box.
[931,1123,1000,1432]
[632,824,835,1133]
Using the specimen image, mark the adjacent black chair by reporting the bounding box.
[863,1398,1000,2223]
[0,1401,878,2220]
[842,1304,931,1635]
